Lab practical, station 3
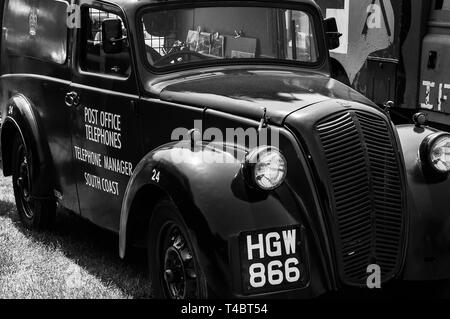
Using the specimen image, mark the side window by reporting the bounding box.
[80,7,131,77]
[285,10,318,63]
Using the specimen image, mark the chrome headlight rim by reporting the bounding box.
[243,146,288,191]
[420,132,450,174]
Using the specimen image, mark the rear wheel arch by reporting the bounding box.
[1,95,56,195]
[1,119,23,175]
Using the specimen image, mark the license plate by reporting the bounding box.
[239,226,307,294]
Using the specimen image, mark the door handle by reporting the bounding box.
[65,92,80,107]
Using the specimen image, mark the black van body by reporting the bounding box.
[1,0,450,298]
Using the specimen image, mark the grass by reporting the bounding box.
[0,169,152,299]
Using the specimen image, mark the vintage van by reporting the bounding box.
[1,0,450,299]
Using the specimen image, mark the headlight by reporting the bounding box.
[244,146,287,190]
[420,133,450,174]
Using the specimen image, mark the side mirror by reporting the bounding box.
[102,18,125,54]
[324,17,342,50]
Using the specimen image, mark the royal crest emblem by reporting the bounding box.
[28,6,38,36]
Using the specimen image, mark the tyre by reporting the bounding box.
[147,199,207,299]
[11,133,56,230]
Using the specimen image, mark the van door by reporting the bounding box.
[419,0,450,125]
[69,3,141,232]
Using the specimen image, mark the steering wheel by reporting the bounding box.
[153,50,209,67]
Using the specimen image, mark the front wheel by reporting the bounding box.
[11,133,55,230]
[147,199,207,299]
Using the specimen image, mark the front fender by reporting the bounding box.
[119,140,320,298]
[397,124,450,280]
[119,141,218,260]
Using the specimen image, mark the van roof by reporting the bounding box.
[88,0,320,12]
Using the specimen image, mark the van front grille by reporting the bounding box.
[317,110,405,285]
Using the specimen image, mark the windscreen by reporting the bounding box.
[140,6,319,69]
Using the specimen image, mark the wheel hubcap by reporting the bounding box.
[162,225,199,299]
[16,147,33,219]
